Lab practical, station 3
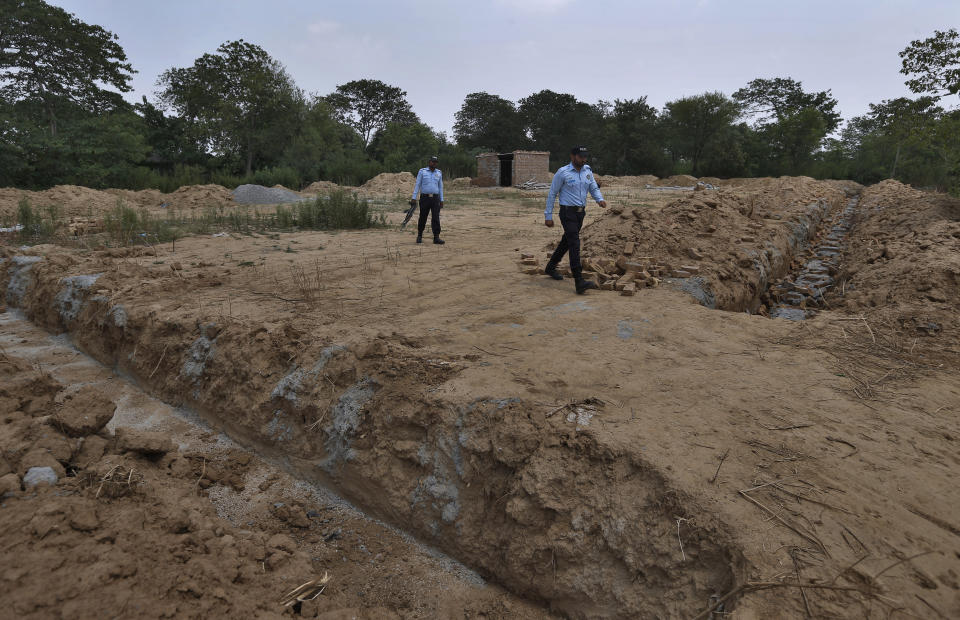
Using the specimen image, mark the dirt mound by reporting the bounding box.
[360,172,416,195]
[470,176,496,187]
[300,180,342,195]
[0,184,235,219]
[577,177,848,310]
[594,175,658,188]
[449,177,472,190]
[655,174,698,187]
[164,184,235,209]
[829,180,960,356]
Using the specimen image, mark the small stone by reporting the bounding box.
[522,267,540,275]
[116,428,174,456]
[520,257,538,266]
[621,283,636,296]
[267,533,297,553]
[600,281,616,291]
[171,262,183,271]
[623,261,645,273]
[23,466,58,488]
[520,253,534,260]
[740,236,756,243]
[687,248,704,260]
[673,270,692,278]
[20,449,66,478]
[623,242,635,255]
[0,473,21,496]
[680,265,700,275]
[926,289,947,303]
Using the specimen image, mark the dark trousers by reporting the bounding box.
[417,195,441,236]
[547,205,586,277]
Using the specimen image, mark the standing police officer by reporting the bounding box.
[410,156,444,244]
[544,146,607,294]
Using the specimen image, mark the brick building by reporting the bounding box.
[476,150,551,187]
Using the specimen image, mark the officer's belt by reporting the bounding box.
[422,193,438,198]
[560,205,585,213]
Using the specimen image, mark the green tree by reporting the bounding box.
[593,98,669,176]
[368,121,441,173]
[453,92,525,151]
[0,0,134,137]
[157,40,303,175]
[517,90,602,168]
[662,92,741,176]
[326,79,417,147]
[900,28,960,100]
[733,77,840,132]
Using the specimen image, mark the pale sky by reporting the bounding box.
[58,0,959,136]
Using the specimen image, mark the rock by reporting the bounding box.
[621,283,637,296]
[740,236,756,243]
[116,428,174,456]
[0,473,21,496]
[520,253,534,260]
[522,267,540,275]
[69,505,100,532]
[623,261,645,273]
[23,466,58,488]
[600,281,616,291]
[687,248,704,260]
[31,433,74,463]
[673,270,692,278]
[680,265,701,275]
[54,386,116,436]
[926,289,948,303]
[20,449,66,478]
[266,533,297,554]
[520,257,538,266]
[623,242,634,256]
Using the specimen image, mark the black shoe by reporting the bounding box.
[575,279,598,295]
[416,236,423,244]
[433,237,445,245]
[544,266,564,280]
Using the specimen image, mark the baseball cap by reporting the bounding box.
[570,146,589,155]
[429,155,439,162]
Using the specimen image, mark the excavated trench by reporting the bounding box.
[1,253,748,619]
[766,196,860,320]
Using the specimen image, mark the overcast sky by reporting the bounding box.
[58,0,959,136]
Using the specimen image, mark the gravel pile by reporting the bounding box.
[233,184,306,205]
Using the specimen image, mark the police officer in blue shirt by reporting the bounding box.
[410,156,445,244]
[544,146,607,294]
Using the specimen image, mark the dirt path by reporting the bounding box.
[2,181,959,618]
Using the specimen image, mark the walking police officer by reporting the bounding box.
[544,146,607,294]
[410,156,444,244]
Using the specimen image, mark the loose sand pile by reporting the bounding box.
[576,176,850,310]
[0,184,235,219]
[300,180,342,195]
[594,174,659,187]
[360,172,416,195]
[832,180,960,348]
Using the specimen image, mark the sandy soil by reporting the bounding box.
[1,180,959,618]
[0,314,550,620]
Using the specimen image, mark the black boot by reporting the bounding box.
[574,272,597,295]
[416,235,423,244]
[433,236,445,245]
[544,264,564,280]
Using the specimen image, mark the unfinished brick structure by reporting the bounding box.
[476,150,551,187]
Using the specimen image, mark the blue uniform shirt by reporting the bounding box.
[545,163,603,220]
[412,167,443,201]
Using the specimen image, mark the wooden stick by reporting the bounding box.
[709,449,729,484]
[739,490,829,556]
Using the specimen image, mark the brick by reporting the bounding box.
[621,283,636,296]
[601,281,616,290]
[624,261,645,273]
[624,242,635,255]
[672,270,691,278]
[615,274,634,291]
[520,257,538,265]
[680,265,700,275]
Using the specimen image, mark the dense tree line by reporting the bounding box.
[1,1,957,193]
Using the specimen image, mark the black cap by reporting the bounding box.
[571,145,588,155]
[429,155,439,162]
